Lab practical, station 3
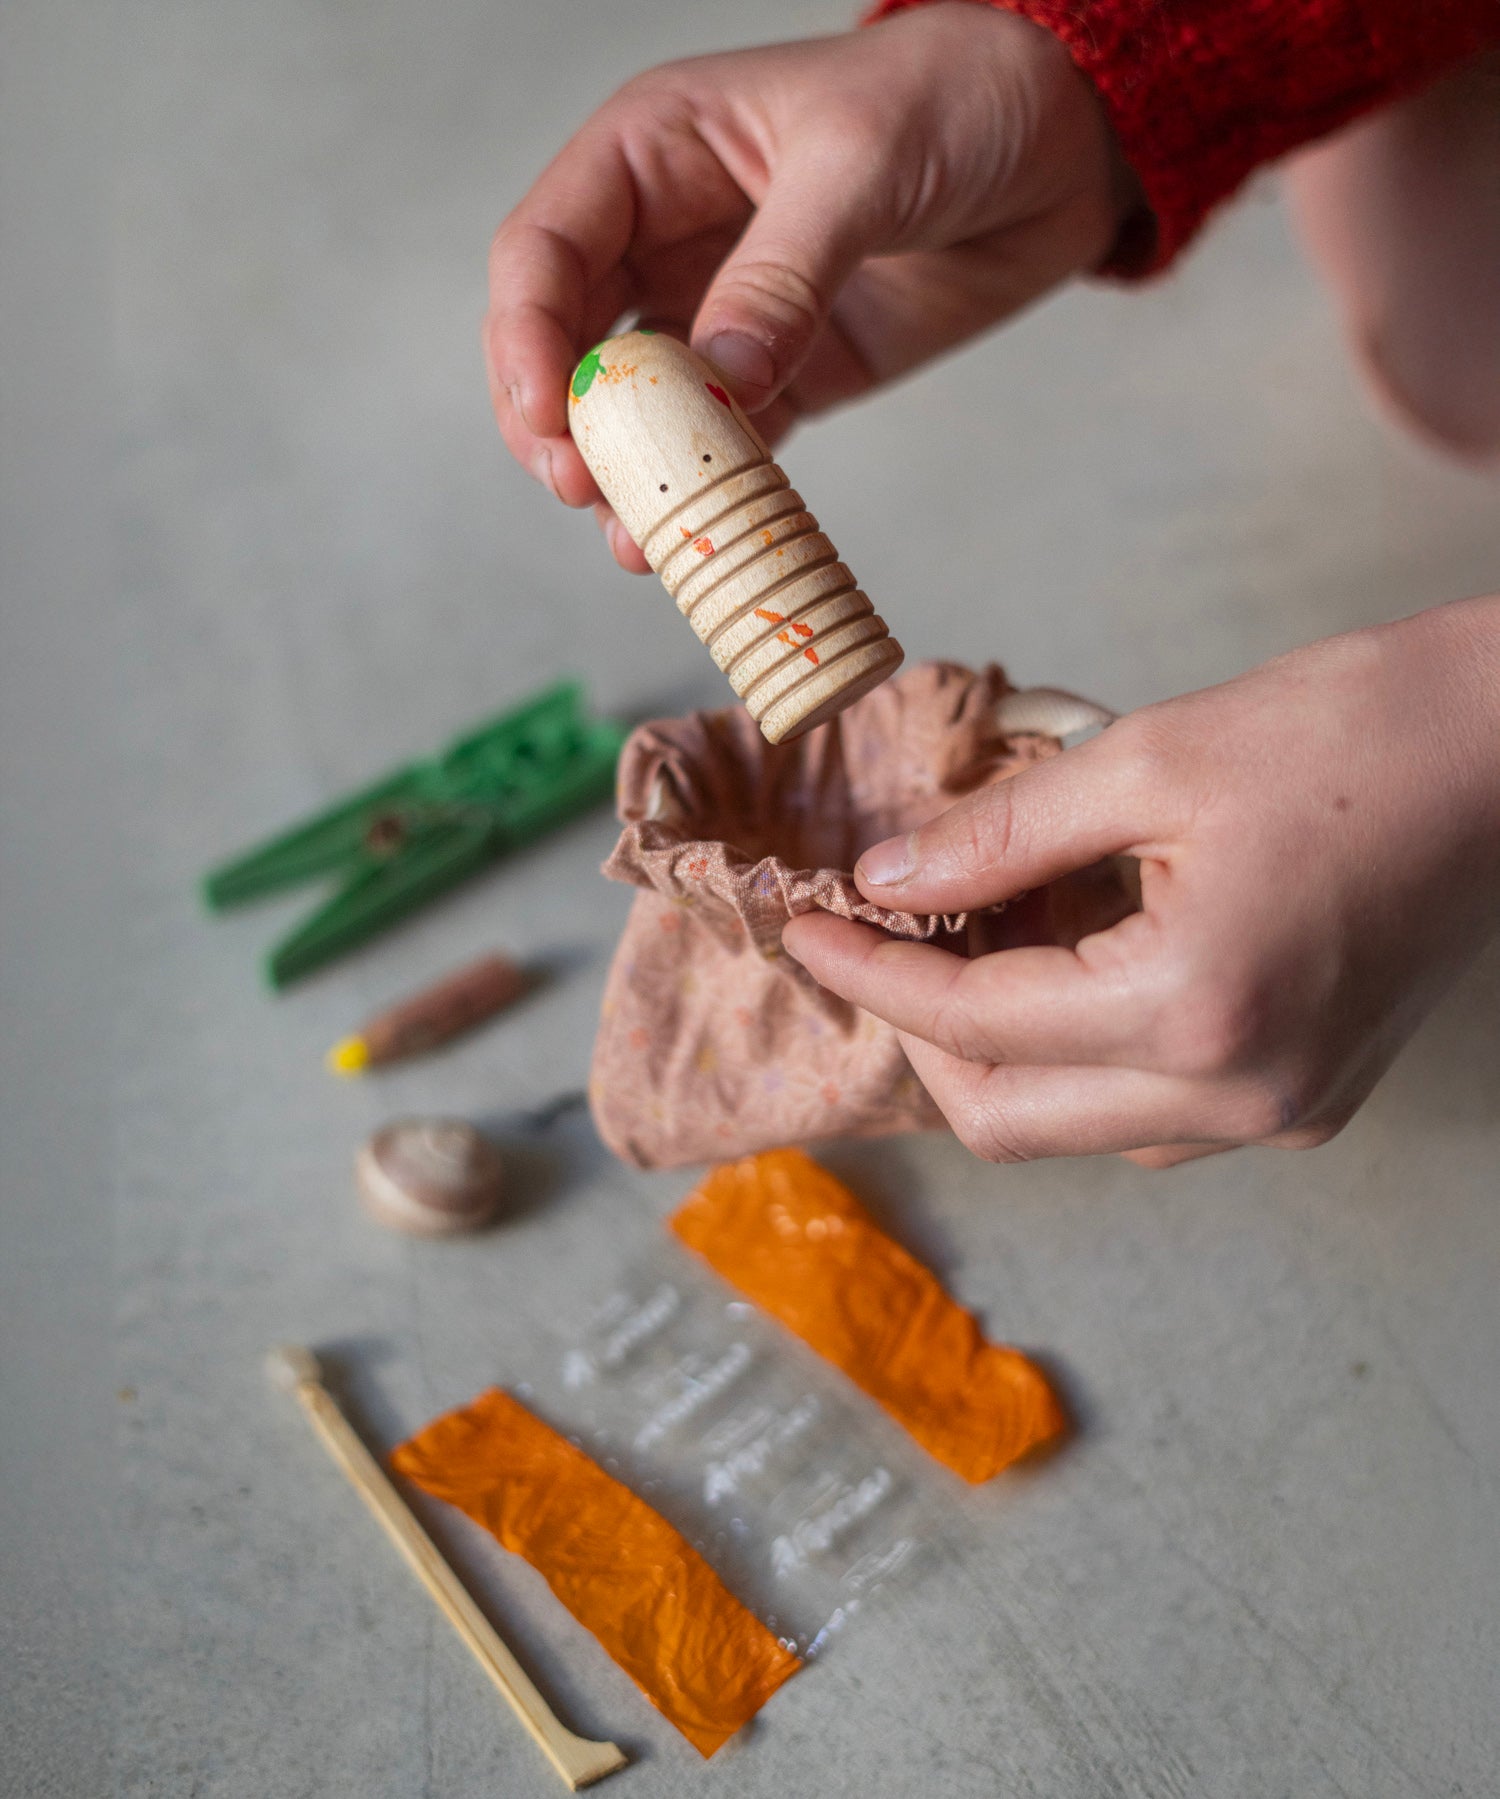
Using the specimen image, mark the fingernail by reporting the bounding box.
[703,331,776,396]
[856,833,915,888]
[531,444,557,498]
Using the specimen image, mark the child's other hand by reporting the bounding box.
[782,598,1500,1166]
[485,4,1133,570]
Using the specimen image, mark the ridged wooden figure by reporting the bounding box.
[568,330,903,744]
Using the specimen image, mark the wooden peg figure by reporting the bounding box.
[568,330,904,744]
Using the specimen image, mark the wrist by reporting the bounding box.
[867,0,1500,277]
[991,7,1147,268]
[1388,594,1500,904]
[868,2,1144,273]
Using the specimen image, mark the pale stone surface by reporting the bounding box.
[3,3,1498,1796]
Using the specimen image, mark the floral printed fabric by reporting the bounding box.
[590,661,1131,1168]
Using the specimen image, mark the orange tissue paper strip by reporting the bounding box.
[670,1149,1065,1483]
[390,1387,800,1757]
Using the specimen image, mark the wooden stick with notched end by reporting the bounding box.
[265,1345,627,1791]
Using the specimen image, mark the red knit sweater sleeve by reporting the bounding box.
[865,0,1500,274]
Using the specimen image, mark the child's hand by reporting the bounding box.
[485,4,1133,569]
[782,598,1500,1166]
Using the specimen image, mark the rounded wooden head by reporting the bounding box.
[567,330,773,566]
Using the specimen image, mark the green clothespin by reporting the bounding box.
[202,681,625,988]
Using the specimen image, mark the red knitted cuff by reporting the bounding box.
[865,0,1500,275]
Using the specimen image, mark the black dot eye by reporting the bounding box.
[659,482,668,492]
[702,453,712,463]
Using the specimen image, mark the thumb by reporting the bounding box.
[691,146,885,410]
[854,738,1143,913]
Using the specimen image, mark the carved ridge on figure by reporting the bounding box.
[659,499,813,601]
[673,520,829,619]
[643,463,793,568]
[704,561,854,664]
[567,329,903,743]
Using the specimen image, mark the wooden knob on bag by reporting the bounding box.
[567,330,903,744]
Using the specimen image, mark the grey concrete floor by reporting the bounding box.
[4,3,1499,1796]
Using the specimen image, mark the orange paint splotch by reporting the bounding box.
[760,529,774,546]
[694,537,714,556]
[754,606,817,662]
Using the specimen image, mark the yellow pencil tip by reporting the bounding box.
[327,1036,370,1075]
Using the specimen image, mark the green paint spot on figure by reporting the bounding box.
[572,346,605,399]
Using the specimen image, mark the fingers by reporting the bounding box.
[781,911,1162,1069]
[898,1036,1244,1162]
[485,332,603,511]
[486,129,638,439]
[483,127,646,521]
[691,142,888,410]
[593,502,652,574]
[854,732,1152,913]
